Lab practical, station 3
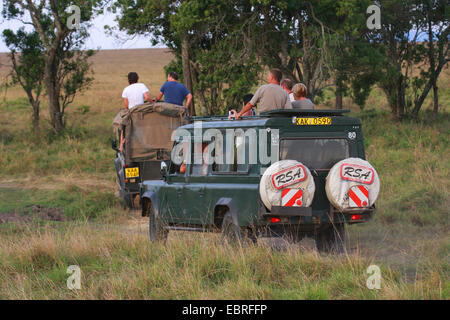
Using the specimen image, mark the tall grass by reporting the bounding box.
[0,223,445,299]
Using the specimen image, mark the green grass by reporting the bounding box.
[0,186,121,221]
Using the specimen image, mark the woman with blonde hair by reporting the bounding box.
[292,83,314,109]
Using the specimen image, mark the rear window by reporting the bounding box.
[280,138,349,170]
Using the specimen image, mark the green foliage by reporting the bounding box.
[115,0,262,115]
[114,0,448,116]
[2,0,104,131]
[2,28,45,127]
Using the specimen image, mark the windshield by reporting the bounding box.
[280,138,349,170]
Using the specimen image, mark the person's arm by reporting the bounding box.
[119,130,125,153]
[185,93,193,109]
[236,102,254,120]
[122,87,129,109]
[144,91,154,103]
[155,91,164,102]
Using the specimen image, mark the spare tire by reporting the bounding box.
[325,158,380,211]
[260,160,316,211]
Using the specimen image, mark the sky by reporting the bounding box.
[0,6,161,52]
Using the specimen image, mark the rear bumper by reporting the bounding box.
[259,205,376,226]
[263,206,312,217]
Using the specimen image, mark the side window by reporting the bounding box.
[191,143,209,176]
[169,142,188,175]
[212,132,250,174]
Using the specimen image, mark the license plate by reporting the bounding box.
[125,167,139,178]
[296,117,332,125]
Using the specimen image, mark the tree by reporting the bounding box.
[411,0,449,119]
[366,0,449,119]
[2,0,102,132]
[2,28,44,132]
[115,0,262,116]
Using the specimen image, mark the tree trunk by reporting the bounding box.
[32,101,40,134]
[181,33,195,116]
[335,77,344,109]
[25,92,40,133]
[44,57,64,132]
[432,81,438,121]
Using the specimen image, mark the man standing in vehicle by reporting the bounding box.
[235,69,292,119]
[155,72,193,113]
[122,72,152,109]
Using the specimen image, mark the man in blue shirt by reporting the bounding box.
[155,72,193,111]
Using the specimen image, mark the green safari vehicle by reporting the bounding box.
[140,109,378,252]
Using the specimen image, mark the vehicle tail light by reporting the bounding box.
[271,217,281,223]
[351,214,362,221]
[125,179,129,183]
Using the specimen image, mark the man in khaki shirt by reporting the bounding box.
[235,69,292,119]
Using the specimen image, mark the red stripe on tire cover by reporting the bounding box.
[284,189,303,207]
[358,185,369,198]
[282,188,291,197]
[349,189,362,207]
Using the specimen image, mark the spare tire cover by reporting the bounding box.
[260,160,316,210]
[326,158,380,211]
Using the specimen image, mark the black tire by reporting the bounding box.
[149,205,168,243]
[221,212,254,245]
[315,223,346,254]
[123,192,134,209]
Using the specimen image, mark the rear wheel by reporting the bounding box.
[149,206,168,242]
[221,212,255,245]
[315,223,346,253]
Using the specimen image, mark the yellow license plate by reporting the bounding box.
[296,117,332,125]
[125,167,139,178]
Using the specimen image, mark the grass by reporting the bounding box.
[0,225,445,299]
[0,49,448,299]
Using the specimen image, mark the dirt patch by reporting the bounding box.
[0,204,65,224]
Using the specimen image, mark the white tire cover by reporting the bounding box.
[260,160,316,210]
[326,158,380,211]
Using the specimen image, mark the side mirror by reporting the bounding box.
[111,139,119,152]
[160,161,168,178]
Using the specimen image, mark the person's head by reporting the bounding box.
[168,72,179,81]
[293,83,308,99]
[128,72,139,85]
[243,93,254,106]
[268,68,282,84]
[280,78,293,93]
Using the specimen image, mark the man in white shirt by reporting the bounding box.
[120,72,152,152]
[122,72,151,109]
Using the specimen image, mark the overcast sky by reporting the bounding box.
[0,7,161,52]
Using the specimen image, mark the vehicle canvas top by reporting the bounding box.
[113,102,187,164]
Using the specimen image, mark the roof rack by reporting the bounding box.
[187,109,350,122]
[261,109,350,117]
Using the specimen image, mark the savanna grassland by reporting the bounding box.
[0,49,448,299]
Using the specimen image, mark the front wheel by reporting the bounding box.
[315,223,346,254]
[149,206,168,243]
